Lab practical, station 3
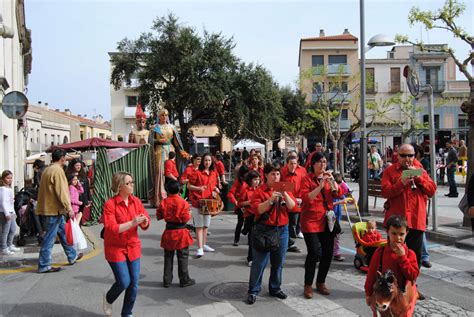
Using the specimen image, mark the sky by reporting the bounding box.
[25,0,473,120]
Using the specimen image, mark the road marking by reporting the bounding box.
[422,262,474,291]
[0,227,102,275]
[282,283,358,316]
[186,302,243,317]
[429,245,474,262]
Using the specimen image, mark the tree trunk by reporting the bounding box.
[332,136,338,174]
[460,86,474,227]
[339,138,345,177]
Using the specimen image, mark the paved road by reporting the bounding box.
[1,211,473,317]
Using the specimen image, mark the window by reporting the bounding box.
[127,96,138,107]
[313,82,324,94]
[57,135,60,145]
[80,131,85,140]
[423,114,440,130]
[37,129,40,143]
[30,129,34,143]
[329,81,348,93]
[458,114,468,128]
[311,55,324,67]
[341,109,348,120]
[51,135,55,145]
[328,55,347,64]
[44,134,48,144]
[388,52,394,59]
[425,66,440,91]
[366,68,375,94]
[390,68,401,93]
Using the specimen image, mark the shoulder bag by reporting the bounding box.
[320,186,342,237]
[252,198,281,252]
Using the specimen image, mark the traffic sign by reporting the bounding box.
[1,91,29,119]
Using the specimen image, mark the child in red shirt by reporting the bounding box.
[364,215,419,317]
[156,180,195,288]
[362,219,383,243]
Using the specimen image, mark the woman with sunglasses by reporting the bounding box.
[102,172,150,317]
[300,152,344,299]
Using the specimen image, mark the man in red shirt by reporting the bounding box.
[304,142,323,171]
[381,143,436,269]
[214,154,227,186]
[281,154,307,252]
[164,151,179,186]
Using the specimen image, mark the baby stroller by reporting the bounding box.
[342,193,386,272]
[14,188,43,246]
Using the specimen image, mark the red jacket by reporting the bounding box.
[164,159,179,179]
[362,230,383,243]
[227,180,247,206]
[280,165,307,213]
[156,194,193,250]
[364,244,419,297]
[103,195,150,262]
[300,173,344,233]
[250,184,297,226]
[215,160,225,176]
[381,160,436,231]
[239,184,259,218]
[181,165,197,185]
[189,169,219,208]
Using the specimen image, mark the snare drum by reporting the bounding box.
[199,197,224,216]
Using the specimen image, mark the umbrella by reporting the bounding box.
[351,138,379,144]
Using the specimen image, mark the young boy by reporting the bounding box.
[362,219,382,243]
[364,215,419,316]
[156,180,195,288]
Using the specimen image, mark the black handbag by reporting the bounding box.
[252,201,280,252]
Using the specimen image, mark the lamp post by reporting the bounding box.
[359,0,395,215]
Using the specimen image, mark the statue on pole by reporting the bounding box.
[128,103,150,144]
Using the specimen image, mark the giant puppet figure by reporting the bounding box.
[149,108,189,206]
[128,103,150,144]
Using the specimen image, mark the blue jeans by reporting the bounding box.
[421,233,429,262]
[446,166,458,195]
[107,258,140,316]
[248,225,289,295]
[38,215,77,272]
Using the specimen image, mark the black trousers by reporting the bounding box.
[247,226,253,262]
[234,209,244,243]
[163,247,191,285]
[405,228,424,267]
[303,231,333,285]
[288,212,300,238]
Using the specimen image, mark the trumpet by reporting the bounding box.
[410,178,417,191]
[323,170,338,193]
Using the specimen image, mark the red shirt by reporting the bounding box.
[249,165,264,182]
[280,164,307,198]
[240,185,259,218]
[181,165,197,185]
[103,195,151,262]
[250,184,297,226]
[189,169,219,208]
[364,244,419,296]
[300,173,344,233]
[227,180,247,205]
[164,159,179,179]
[215,160,225,176]
[156,194,193,250]
[362,230,383,243]
[381,160,437,231]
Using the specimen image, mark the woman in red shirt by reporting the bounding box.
[187,153,220,258]
[228,165,249,246]
[247,163,297,305]
[102,172,150,317]
[300,152,343,299]
[248,153,264,182]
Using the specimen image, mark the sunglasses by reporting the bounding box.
[399,153,415,158]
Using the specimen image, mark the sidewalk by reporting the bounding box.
[346,181,474,251]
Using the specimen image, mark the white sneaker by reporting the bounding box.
[1,249,14,256]
[297,232,304,239]
[8,245,20,252]
[103,292,112,316]
[203,245,215,252]
[196,248,204,258]
[248,261,253,267]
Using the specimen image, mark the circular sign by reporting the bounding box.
[403,66,420,98]
[1,91,29,119]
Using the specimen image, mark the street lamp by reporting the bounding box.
[359,0,395,215]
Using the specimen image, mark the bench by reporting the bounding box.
[367,179,383,209]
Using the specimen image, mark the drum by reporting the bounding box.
[199,195,224,216]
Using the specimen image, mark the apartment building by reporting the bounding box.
[0,0,32,189]
[108,53,231,153]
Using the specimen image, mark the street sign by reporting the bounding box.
[1,91,29,119]
[403,65,420,98]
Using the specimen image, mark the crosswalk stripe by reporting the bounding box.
[429,245,474,262]
[282,283,358,316]
[186,302,244,317]
[422,262,474,291]
[327,268,474,315]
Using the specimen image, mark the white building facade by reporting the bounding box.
[0,0,32,189]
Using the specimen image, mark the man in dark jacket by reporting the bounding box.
[445,140,459,197]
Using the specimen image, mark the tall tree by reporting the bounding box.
[110,13,239,149]
[279,86,309,151]
[395,0,473,182]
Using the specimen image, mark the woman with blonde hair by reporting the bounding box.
[102,172,150,317]
[0,170,20,255]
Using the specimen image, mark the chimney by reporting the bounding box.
[38,101,42,105]
[45,102,49,107]
[78,114,81,117]
[343,28,350,35]
[319,29,325,37]
[55,109,60,112]
[83,114,87,118]
[64,108,71,115]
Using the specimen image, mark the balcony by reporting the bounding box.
[419,80,445,93]
[442,80,470,98]
[122,78,140,90]
[312,93,351,103]
[327,64,351,76]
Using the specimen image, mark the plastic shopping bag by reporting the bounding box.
[71,219,88,250]
[65,219,74,246]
